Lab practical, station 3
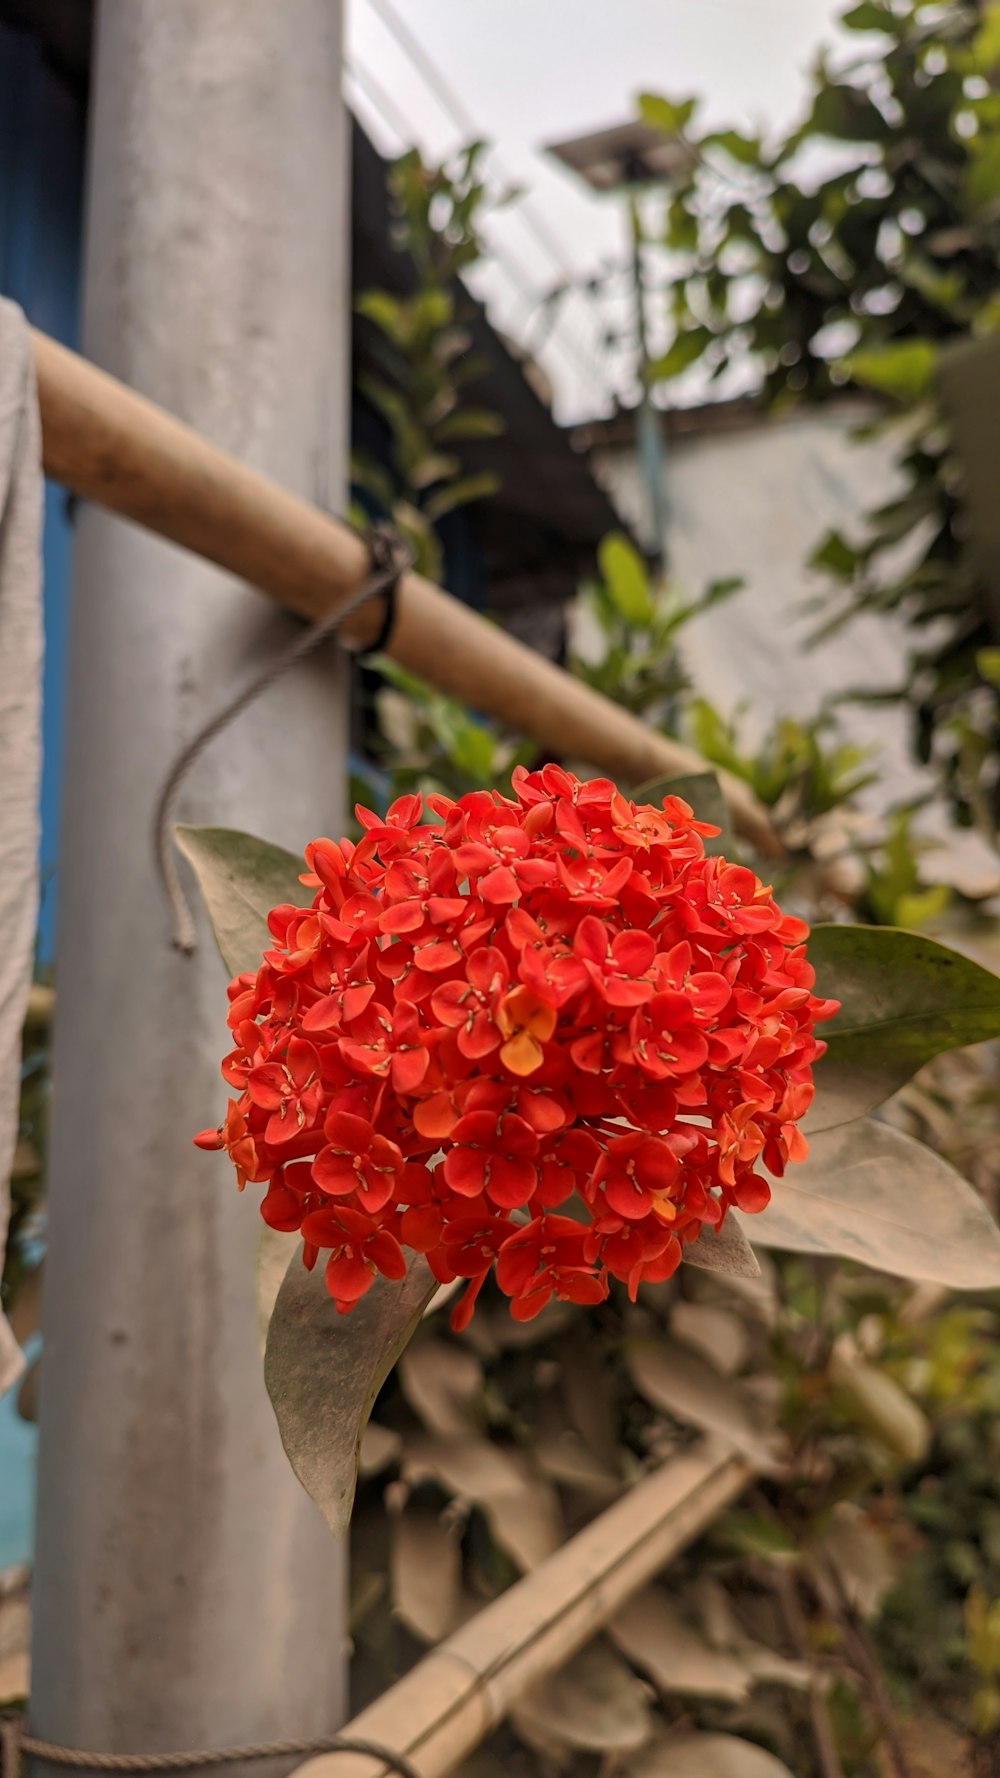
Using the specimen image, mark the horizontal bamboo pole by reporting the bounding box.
[293,1439,750,1778]
[31,329,781,857]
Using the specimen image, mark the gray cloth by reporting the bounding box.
[0,300,43,1392]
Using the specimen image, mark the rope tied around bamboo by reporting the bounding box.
[30,328,783,862]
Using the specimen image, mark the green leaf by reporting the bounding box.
[424,471,501,520]
[841,1,899,30]
[977,646,1000,688]
[840,341,938,403]
[809,529,860,580]
[803,82,886,144]
[409,451,462,492]
[744,1119,1000,1289]
[448,720,498,781]
[648,326,713,383]
[808,924,1000,1130]
[432,407,505,442]
[631,771,733,858]
[638,92,697,138]
[354,289,408,343]
[966,134,1000,214]
[699,576,744,610]
[598,533,655,627]
[263,1253,438,1536]
[173,825,304,977]
[702,129,762,166]
[973,4,1000,72]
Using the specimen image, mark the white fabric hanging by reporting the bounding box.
[0,299,43,1393]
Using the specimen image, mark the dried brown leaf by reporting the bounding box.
[399,1336,484,1437]
[808,1502,897,1620]
[625,1730,796,1777]
[402,1435,562,1571]
[558,1340,621,1469]
[512,1638,653,1757]
[669,1301,750,1377]
[534,1430,622,1499]
[626,1337,782,1471]
[610,1586,751,1703]
[358,1421,402,1478]
[390,1501,462,1643]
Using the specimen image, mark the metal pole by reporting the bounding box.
[30,2,350,1769]
[628,193,669,571]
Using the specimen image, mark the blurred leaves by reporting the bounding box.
[639,0,1000,830]
[352,140,505,584]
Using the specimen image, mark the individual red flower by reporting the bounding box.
[196,769,837,1320]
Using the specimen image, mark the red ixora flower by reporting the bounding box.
[195,767,837,1321]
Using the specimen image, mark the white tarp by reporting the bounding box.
[0,299,43,1392]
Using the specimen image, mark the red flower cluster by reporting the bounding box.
[196,767,836,1327]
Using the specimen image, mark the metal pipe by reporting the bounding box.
[28,3,352,1767]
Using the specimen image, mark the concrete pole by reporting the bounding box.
[30,2,351,1765]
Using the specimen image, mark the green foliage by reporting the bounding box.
[808,920,1000,1125]
[640,0,1000,829]
[364,655,533,802]
[685,698,878,826]
[841,340,939,403]
[855,807,953,927]
[353,141,505,583]
[571,537,742,726]
[966,1588,1000,1735]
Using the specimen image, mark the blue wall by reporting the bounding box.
[0,23,85,961]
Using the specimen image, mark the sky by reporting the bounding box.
[346,0,850,421]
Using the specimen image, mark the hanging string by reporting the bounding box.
[152,523,412,955]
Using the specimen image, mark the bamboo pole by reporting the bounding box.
[291,1440,750,1778]
[31,329,782,857]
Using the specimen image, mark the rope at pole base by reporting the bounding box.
[1,1716,419,1778]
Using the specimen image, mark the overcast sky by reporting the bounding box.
[346,0,850,421]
